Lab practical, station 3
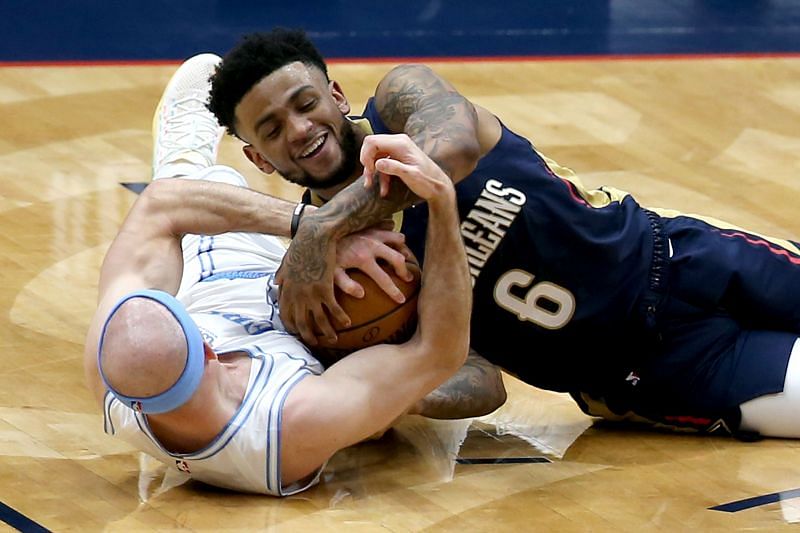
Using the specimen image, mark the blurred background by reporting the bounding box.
[3,0,800,63]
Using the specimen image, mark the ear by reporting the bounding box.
[329,80,351,115]
[202,342,217,362]
[242,145,275,174]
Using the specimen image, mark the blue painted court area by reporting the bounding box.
[2,0,800,62]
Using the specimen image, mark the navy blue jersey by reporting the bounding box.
[351,98,800,431]
[361,98,659,394]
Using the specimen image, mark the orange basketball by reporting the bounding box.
[313,261,421,363]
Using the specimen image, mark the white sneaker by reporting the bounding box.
[152,53,224,180]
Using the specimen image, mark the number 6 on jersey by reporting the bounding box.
[493,269,575,329]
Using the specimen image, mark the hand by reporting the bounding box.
[361,134,455,203]
[276,212,345,346]
[334,225,416,302]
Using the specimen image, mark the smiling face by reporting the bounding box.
[234,61,364,191]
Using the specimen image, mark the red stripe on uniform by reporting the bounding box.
[720,231,800,265]
[561,180,590,207]
[664,415,712,426]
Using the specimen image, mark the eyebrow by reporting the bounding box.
[253,84,315,134]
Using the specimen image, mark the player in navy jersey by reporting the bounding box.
[208,29,800,438]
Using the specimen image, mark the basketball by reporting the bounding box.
[313,261,421,363]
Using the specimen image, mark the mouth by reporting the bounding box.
[298,133,328,159]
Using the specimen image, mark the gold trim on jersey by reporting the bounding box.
[540,149,799,256]
[649,207,800,256]
[538,151,631,208]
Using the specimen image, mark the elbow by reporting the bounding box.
[427,333,470,375]
[456,140,481,180]
[136,179,169,215]
[484,372,508,415]
[133,179,182,233]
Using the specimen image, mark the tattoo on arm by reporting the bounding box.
[413,349,507,419]
[283,177,417,283]
[377,64,479,179]
[311,175,417,236]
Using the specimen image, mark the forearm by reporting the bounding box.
[411,350,507,419]
[282,176,417,290]
[298,174,416,241]
[416,187,471,363]
[143,177,299,238]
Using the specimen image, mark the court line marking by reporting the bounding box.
[0,501,50,533]
[456,457,552,465]
[710,488,800,513]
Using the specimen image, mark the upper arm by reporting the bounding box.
[372,64,500,181]
[279,337,463,484]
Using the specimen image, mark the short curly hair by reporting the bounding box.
[208,28,328,137]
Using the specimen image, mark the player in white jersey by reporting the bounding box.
[103,165,325,495]
[84,54,472,496]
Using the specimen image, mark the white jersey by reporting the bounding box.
[102,166,324,496]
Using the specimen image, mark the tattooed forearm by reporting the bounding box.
[282,158,420,284]
[412,349,507,419]
[280,220,332,283]
[305,174,418,240]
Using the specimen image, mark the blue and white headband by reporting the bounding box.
[97,289,205,414]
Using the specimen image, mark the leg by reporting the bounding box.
[149,55,287,293]
[740,339,800,437]
[582,312,796,436]
[660,213,800,332]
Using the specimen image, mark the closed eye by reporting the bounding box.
[299,99,317,111]
[263,125,280,140]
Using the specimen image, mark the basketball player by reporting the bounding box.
[83,54,474,495]
[207,29,800,439]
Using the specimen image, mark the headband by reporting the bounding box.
[97,289,205,414]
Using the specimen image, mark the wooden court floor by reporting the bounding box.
[1,56,800,531]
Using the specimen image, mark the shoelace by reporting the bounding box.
[157,91,221,165]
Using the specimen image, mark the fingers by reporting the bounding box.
[360,133,415,165]
[323,295,351,333]
[334,267,365,298]
[374,158,437,200]
[293,309,318,346]
[371,227,415,263]
[361,134,416,195]
[277,266,351,347]
[363,170,394,198]
[374,241,412,282]
[379,174,392,197]
[362,263,406,304]
[310,306,338,346]
[292,300,349,347]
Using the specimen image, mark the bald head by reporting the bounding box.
[99,297,190,399]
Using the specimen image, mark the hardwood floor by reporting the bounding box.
[1,56,799,531]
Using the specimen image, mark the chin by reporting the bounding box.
[303,165,358,191]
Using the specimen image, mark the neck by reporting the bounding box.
[146,353,251,453]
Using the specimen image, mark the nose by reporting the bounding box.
[286,113,313,143]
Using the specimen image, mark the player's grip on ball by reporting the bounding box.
[313,260,421,365]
